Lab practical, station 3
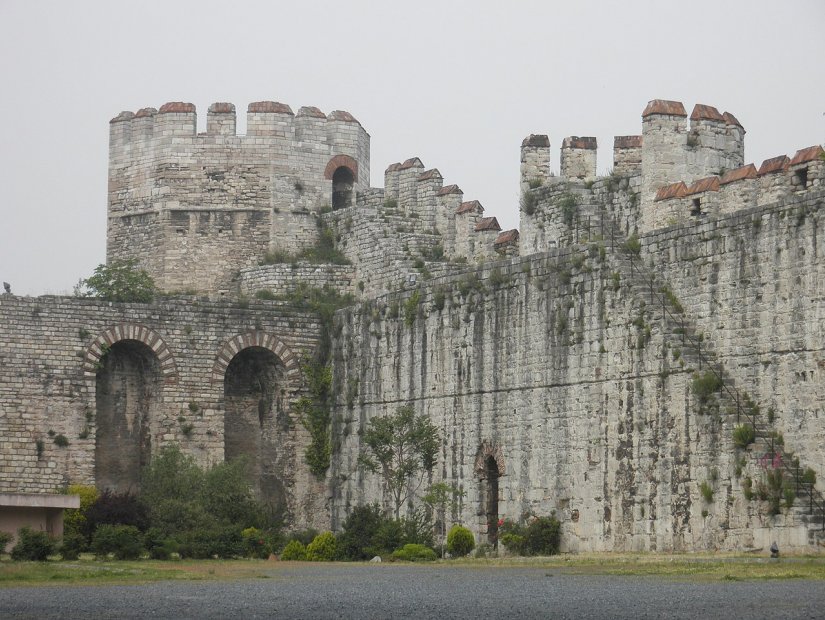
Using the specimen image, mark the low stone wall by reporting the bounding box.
[239,263,356,297]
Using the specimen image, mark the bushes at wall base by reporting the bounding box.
[144,528,179,560]
[11,527,56,561]
[91,524,144,560]
[280,539,308,561]
[59,531,87,560]
[499,514,561,556]
[391,543,437,562]
[242,527,269,559]
[0,531,12,555]
[446,525,475,557]
[176,526,243,559]
[306,531,337,561]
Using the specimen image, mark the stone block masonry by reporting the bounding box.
[108,101,370,294]
[328,244,815,552]
[0,295,328,530]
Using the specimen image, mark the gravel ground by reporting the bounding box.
[2,564,825,619]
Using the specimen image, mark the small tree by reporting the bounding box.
[358,406,440,519]
[423,482,465,558]
[77,259,157,303]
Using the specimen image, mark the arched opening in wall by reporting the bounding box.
[223,346,287,514]
[331,166,355,210]
[95,340,162,493]
[482,455,501,546]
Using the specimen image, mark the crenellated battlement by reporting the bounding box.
[650,144,824,228]
[107,99,371,293]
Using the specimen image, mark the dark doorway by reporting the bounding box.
[484,455,500,545]
[95,340,161,492]
[332,166,354,210]
[224,347,286,512]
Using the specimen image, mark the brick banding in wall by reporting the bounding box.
[324,154,359,181]
[211,331,300,383]
[83,324,178,381]
[474,441,506,478]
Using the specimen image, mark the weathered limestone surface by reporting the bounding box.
[328,242,818,551]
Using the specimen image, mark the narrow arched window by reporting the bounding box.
[332,166,355,210]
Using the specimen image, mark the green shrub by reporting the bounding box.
[144,527,179,560]
[254,289,277,300]
[59,531,86,560]
[84,490,150,538]
[446,525,475,557]
[242,527,269,559]
[306,531,337,561]
[77,259,157,303]
[692,371,724,405]
[280,539,307,561]
[63,484,99,548]
[392,543,437,562]
[521,191,538,216]
[700,481,714,503]
[53,434,69,447]
[500,514,561,556]
[523,515,561,556]
[176,526,243,559]
[733,424,755,449]
[336,503,384,561]
[622,233,641,256]
[11,527,55,561]
[403,290,421,327]
[0,530,12,554]
[802,467,817,485]
[91,524,144,560]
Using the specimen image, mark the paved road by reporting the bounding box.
[2,564,824,619]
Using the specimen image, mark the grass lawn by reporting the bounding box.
[2,552,825,587]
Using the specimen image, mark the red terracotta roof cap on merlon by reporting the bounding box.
[685,176,720,195]
[722,112,743,129]
[399,157,424,170]
[614,135,642,149]
[159,102,196,114]
[521,134,550,148]
[418,169,442,181]
[328,110,359,123]
[789,145,825,166]
[757,156,790,176]
[248,101,294,114]
[642,99,687,118]
[296,106,326,118]
[494,229,519,245]
[562,136,597,150]
[654,181,688,201]
[456,200,483,215]
[208,102,235,114]
[720,164,757,185]
[475,217,501,232]
[690,104,725,123]
[437,184,463,196]
[110,111,135,124]
[385,163,402,173]
[135,107,157,118]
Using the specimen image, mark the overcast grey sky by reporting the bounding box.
[1,0,823,295]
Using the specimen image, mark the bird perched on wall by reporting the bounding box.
[3,282,10,294]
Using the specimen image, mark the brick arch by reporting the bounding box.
[82,324,177,381]
[324,154,358,182]
[211,331,300,383]
[474,441,506,478]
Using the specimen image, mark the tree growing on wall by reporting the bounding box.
[76,259,157,303]
[358,406,440,519]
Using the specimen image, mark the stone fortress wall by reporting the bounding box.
[1,96,824,552]
[0,294,328,530]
